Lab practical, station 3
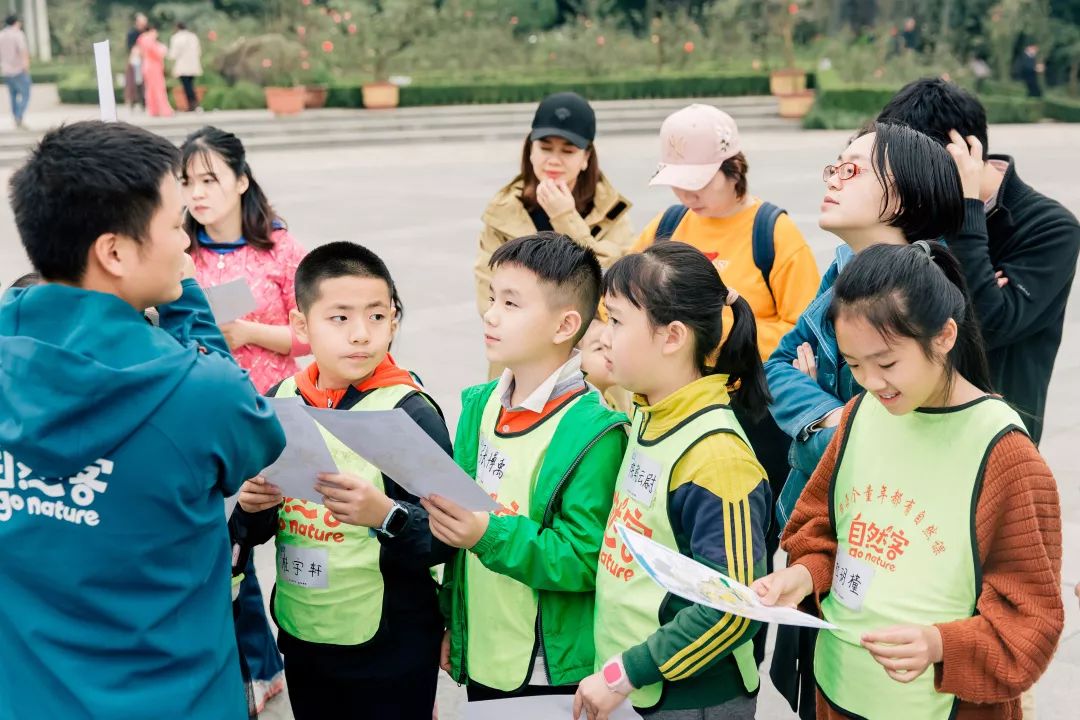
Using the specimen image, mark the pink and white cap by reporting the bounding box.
[650,104,742,191]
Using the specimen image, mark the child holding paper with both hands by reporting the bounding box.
[234,241,454,720]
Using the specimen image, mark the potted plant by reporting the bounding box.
[214,34,307,115]
[347,0,438,109]
[768,2,814,118]
[302,63,332,109]
[768,2,807,94]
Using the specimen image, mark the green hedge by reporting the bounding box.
[1045,96,1080,122]
[981,96,1044,123]
[202,82,266,111]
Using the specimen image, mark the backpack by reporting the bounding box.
[653,201,786,300]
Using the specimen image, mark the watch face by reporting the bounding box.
[386,506,409,534]
[603,662,623,683]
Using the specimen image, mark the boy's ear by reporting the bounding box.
[552,308,583,347]
[391,307,400,336]
[660,320,691,358]
[290,309,310,345]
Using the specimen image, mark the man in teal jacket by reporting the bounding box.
[0,121,285,719]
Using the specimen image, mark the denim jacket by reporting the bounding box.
[765,245,859,527]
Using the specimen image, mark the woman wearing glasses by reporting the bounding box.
[765,122,967,720]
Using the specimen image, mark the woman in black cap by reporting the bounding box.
[474,92,634,332]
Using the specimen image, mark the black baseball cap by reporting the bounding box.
[529,92,596,149]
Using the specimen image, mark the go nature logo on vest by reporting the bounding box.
[599,490,656,582]
[279,496,346,543]
[0,450,111,527]
[840,481,950,575]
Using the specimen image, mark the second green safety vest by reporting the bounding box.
[593,405,760,711]
[816,394,1024,719]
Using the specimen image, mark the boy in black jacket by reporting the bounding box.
[878,78,1080,444]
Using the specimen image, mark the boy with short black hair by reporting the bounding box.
[0,120,285,718]
[876,77,1080,445]
[424,231,628,703]
[235,241,454,720]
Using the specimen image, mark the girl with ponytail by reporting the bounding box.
[754,242,1063,720]
[181,126,307,711]
[574,242,771,719]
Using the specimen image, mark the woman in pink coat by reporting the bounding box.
[136,26,172,117]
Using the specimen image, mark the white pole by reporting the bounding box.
[93,41,117,122]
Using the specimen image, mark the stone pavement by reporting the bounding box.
[0,121,1076,718]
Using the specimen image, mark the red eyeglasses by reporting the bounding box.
[822,162,862,184]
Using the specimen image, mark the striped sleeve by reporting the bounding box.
[621,436,770,688]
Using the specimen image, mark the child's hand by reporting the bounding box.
[793,342,818,380]
[182,253,196,280]
[946,129,984,200]
[219,320,251,350]
[421,494,490,549]
[315,472,394,529]
[439,630,451,673]
[861,625,943,683]
[752,564,814,608]
[237,476,283,513]
[573,671,629,720]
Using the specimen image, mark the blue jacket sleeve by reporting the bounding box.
[156,278,233,360]
[766,314,844,440]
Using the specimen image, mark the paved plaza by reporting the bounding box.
[0,119,1076,718]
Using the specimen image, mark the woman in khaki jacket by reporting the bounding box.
[475,92,634,321]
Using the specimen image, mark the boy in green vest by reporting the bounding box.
[234,242,454,720]
[423,231,628,703]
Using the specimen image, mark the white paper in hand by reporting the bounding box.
[303,406,498,512]
[616,524,836,630]
[260,397,339,503]
[204,279,258,325]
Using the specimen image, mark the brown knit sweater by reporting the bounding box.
[782,398,1064,720]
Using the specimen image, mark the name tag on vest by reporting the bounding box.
[622,450,662,507]
[832,553,875,611]
[278,544,329,589]
[476,436,510,498]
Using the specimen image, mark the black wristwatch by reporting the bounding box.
[377,503,409,538]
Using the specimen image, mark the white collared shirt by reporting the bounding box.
[495,351,585,414]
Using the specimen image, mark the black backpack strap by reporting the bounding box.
[653,204,690,243]
[752,201,786,298]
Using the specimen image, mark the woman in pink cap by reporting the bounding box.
[475,92,635,377]
[632,103,821,665]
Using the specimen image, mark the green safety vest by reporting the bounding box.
[271,378,419,646]
[464,389,585,691]
[593,405,760,711]
[816,394,1024,719]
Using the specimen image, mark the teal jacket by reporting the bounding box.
[0,280,285,719]
[442,380,628,688]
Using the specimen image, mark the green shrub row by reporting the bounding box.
[59,72,777,110]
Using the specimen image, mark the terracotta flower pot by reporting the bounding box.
[304,85,329,109]
[264,86,306,116]
[362,81,399,109]
[777,90,816,119]
[770,69,807,96]
[171,84,207,112]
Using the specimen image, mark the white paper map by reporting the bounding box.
[616,524,836,630]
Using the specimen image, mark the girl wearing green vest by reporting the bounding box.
[574,242,772,720]
[234,242,455,720]
[754,242,1063,720]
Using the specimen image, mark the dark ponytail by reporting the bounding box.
[180,126,282,251]
[602,242,772,420]
[829,241,992,396]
